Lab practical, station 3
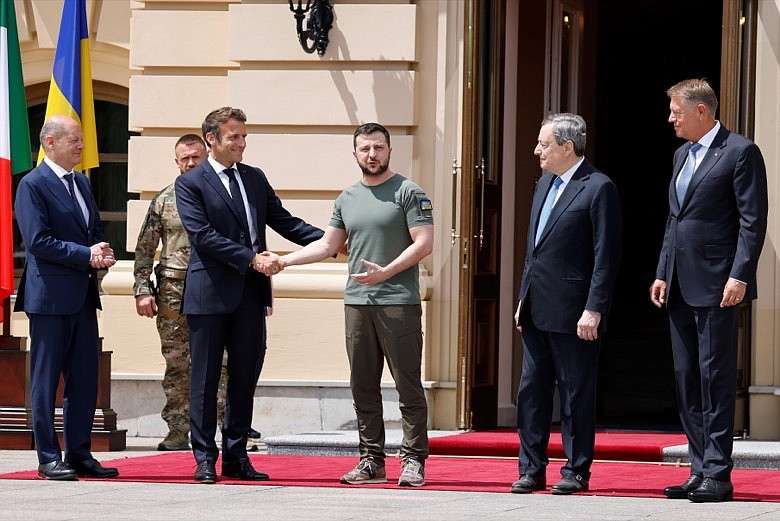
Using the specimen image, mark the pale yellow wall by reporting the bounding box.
[128,135,414,193]
[229,4,416,62]
[130,10,234,68]
[17,0,130,88]
[751,0,780,440]
[15,0,465,429]
[14,0,780,436]
[122,0,460,403]
[414,0,465,388]
[128,76,229,129]
[126,134,415,252]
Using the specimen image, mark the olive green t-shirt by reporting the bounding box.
[330,173,433,305]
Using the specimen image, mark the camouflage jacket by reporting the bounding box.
[133,183,191,297]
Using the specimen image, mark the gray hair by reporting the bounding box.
[39,118,69,144]
[666,78,718,116]
[541,113,586,156]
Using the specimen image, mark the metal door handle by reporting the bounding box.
[451,158,461,245]
[476,158,485,250]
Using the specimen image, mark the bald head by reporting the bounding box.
[41,115,84,172]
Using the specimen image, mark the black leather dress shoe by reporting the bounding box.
[38,460,77,481]
[68,458,119,479]
[222,458,270,481]
[663,474,703,499]
[688,477,733,503]
[510,474,546,494]
[195,460,217,484]
[551,474,589,495]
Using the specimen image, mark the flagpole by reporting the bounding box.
[2,296,8,336]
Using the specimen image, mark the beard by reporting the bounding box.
[359,158,390,177]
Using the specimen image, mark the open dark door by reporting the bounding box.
[719,0,758,436]
[457,0,505,430]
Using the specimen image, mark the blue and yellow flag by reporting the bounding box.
[38,0,98,170]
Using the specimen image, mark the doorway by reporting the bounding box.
[461,0,732,431]
[592,0,723,429]
[458,0,506,430]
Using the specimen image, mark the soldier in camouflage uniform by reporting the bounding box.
[133,134,229,451]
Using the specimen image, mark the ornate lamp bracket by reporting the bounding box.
[288,0,334,56]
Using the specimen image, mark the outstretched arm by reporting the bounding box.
[351,224,433,286]
[279,226,348,268]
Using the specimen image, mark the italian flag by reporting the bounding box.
[0,0,32,322]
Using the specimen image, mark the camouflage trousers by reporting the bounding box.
[157,311,228,435]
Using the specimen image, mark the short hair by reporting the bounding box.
[202,107,247,144]
[541,113,587,156]
[353,122,391,149]
[666,79,718,116]
[175,133,206,151]
[39,118,69,145]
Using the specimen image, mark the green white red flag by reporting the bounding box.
[0,0,32,322]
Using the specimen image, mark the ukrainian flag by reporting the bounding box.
[38,0,98,171]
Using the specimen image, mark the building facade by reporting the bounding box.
[10,0,780,440]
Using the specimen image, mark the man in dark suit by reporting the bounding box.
[512,113,621,495]
[15,115,119,480]
[175,107,323,484]
[651,79,768,503]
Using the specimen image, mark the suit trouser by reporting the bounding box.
[345,304,429,464]
[28,299,99,465]
[188,272,264,464]
[516,319,600,479]
[668,287,739,481]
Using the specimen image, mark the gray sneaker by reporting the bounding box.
[398,458,425,487]
[339,459,387,485]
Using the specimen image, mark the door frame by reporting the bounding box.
[720,0,758,435]
[456,0,506,430]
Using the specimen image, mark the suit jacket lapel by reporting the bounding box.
[237,164,259,236]
[529,175,552,249]
[534,162,590,248]
[41,164,87,230]
[72,173,91,231]
[203,162,244,224]
[680,127,729,209]
[670,150,686,213]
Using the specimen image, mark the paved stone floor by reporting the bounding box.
[1,437,779,521]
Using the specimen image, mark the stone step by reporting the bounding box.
[265,430,780,471]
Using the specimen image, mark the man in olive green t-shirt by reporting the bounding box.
[272,123,434,487]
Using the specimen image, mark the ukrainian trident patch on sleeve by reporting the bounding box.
[415,192,434,221]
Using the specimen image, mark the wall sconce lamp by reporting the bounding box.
[288,0,334,56]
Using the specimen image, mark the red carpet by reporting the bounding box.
[2,452,779,502]
[429,429,689,461]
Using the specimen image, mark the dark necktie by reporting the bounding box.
[64,173,86,226]
[535,176,564,246]
[224,168,251,246]
[676,142,702,204]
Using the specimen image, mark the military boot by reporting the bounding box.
[157,430,190,451]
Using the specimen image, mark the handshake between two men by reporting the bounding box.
[251,251,284,276]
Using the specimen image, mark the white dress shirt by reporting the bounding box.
[44,157,89,225]
[208,156,258,249]
[552,157,585,206]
